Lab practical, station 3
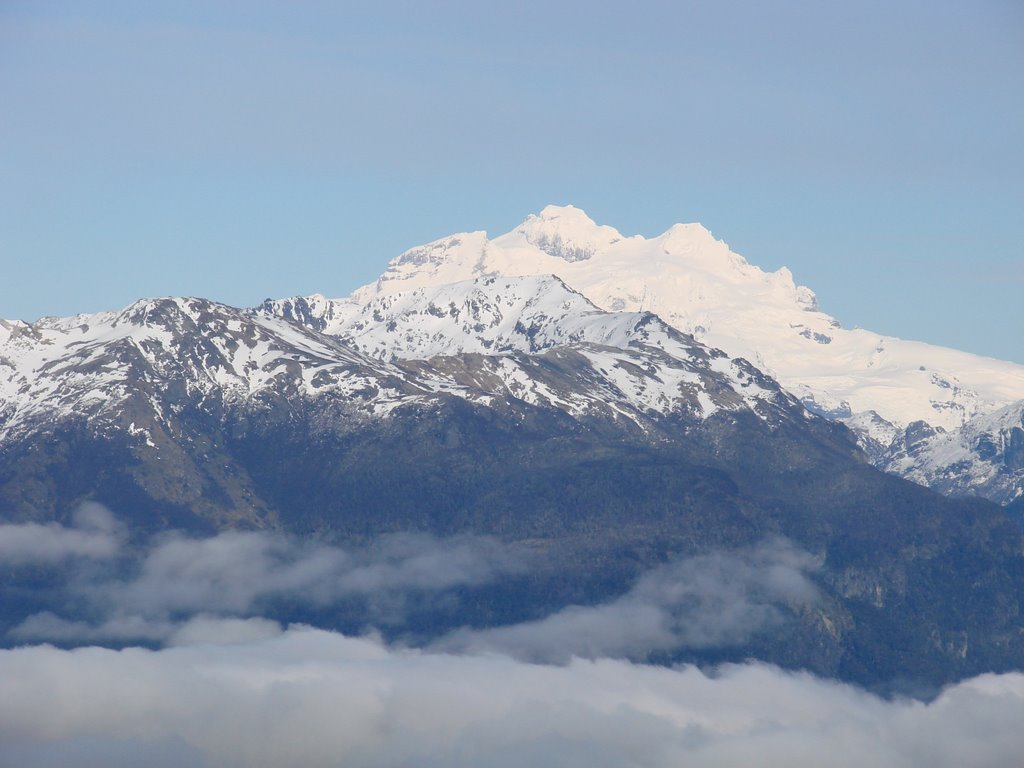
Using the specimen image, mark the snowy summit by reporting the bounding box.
[287,205,1024,433]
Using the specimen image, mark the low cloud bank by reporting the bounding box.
[1,623,1023,768]
[436,538,820,661]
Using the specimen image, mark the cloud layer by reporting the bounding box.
[2,623,1023,768]
[3,508,1023,765]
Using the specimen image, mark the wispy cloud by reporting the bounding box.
[0,503,121,565]
[9,612,284,647]
[9,523,527,644]
[435,538,820,662]
[9,612,175,644]
[104,529,526,615]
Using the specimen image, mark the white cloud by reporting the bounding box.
[435,538,820,662]
[7,533,819,662]
[165,615,284,648]
[0,624,1023,768]
[9,612,176,644]
[8,612,284,647]
[0,502,121,564]
[7,526,527,643]
[101,530,525,616]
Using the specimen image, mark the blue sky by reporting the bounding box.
[1,1,1021,362]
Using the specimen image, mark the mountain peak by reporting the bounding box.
[535,203,596,224]
[660,221,716,242]
[501,205,625,262]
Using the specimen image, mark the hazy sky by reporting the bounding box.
[2,1,1021,362]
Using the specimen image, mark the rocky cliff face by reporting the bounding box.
[883,401,1024,505]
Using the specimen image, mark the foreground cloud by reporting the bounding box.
[1,623,1023,768]
[435,538,820,661]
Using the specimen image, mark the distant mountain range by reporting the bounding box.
[2,206,1023,689]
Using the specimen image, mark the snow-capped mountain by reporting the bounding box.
[264,205,1024,503]
[3,206,1017,503]
[338,205,1024,432]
